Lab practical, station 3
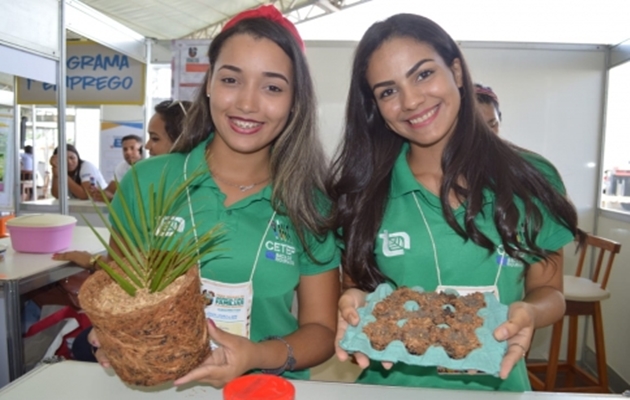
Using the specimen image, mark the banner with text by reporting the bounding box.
[0,107,14,209]
[99,120,144,182]
[171,39,211,102]
[17,41,145,105]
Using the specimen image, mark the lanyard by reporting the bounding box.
[183,153,276,283]
[411,192,503,288]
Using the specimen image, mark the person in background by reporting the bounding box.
[145,100,191,156]
[20,145,35,201]
[50,144,107,200]
[328,13,582,391]
[475,83,502,135]
[89,134,143,202]
[20,145,34,172]
[77,5,340,388]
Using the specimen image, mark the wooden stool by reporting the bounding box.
[527,234,621,392]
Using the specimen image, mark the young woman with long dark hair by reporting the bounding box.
[82,6,339,387]
[329,13,582,391]
[50,143,106,200]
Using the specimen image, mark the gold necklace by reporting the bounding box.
[210,171,270,192]
[205,145,270,191]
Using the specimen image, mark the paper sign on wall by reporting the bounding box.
[16,41,145,105]
[171,39,211,101]
[0,107,14,209]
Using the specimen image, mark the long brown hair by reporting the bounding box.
[173,17,330,254]
[328,14,583,291]
[53,144,82,186]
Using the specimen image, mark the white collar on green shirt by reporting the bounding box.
[389,142,493,210]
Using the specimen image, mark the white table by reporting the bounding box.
[0,361,623,400]
[0,226,108,387]
[20,199,109,227]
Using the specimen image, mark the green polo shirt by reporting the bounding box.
[110,136,340,380]
[356,144,574,391]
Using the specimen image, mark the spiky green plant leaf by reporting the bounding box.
[82,164,223,297]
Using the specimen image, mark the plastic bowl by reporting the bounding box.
[6,214,77,254]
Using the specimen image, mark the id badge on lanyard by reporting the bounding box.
[412,192,505,376]
[183,153,278,349]
[202,278,253,349]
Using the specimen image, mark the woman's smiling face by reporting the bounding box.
[206,33,294,156]
[366,36,463,149]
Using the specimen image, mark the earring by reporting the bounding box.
[206,93,210,98]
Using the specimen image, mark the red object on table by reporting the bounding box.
[223,374,295,400]
[0,214,14,238]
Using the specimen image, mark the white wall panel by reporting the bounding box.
[0,0,59,59]
[0,45,57,84]
[611,38,630,67]
[463,43,605,236]
[65,0,146,63]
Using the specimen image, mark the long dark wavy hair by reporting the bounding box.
[173,17,329,252]
[53,144,83,186]
[328,14,583,291]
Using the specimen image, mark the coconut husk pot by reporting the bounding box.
[78,265,210,386]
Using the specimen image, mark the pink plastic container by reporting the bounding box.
[6,214,77,253]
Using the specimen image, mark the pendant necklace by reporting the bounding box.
[205,146,270,191]
[211,171,270,192]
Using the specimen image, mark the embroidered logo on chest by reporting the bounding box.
[265,218,296,265]
[379,230,411,257]
[496,244,524,268]
[155,216,185,237]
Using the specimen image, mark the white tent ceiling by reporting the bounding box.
[78,0,340,40]
[80,0,630,45]
[297,0,630,45]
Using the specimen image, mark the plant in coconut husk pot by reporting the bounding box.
[78,168,223,386]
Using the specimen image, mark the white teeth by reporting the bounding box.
[409,107,437,124]
[232,119,261,129]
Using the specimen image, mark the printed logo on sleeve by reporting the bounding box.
[155,216,185,237]
[379,230,411,257]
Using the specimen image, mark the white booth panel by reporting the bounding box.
[0,45,57,84]
[66,0,146,63]
[0,0,59,59]
[0,106,14,211]
[611,38,630,68]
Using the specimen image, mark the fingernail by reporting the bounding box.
[207,318,216,328]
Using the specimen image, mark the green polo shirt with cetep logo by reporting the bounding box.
[356,144,574,391]
[110,136,340,380]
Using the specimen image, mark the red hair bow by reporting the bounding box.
[222,4,305,52]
